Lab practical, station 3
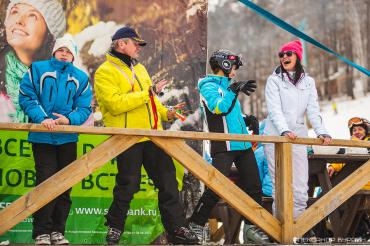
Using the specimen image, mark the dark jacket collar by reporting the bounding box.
[110,49,133,67]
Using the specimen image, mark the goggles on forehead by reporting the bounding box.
[348,117,369,129]
[225,54,243,69]
[214,53,242,62]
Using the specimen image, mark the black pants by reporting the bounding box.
[190,149,262,226]
[106,141,186,232]
[32,142,77,238]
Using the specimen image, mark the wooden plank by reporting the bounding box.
[149,136,282,242]
[309,154,370,162]
[341,196,362,236]
[210,225,225,242]
[317,169,342,237]
[0,135,140,235]
[275,143,294,244]
[1,122,370,147]
[294,159,370,237]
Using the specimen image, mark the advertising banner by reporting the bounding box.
[0,130,184,244]
[0,0,206,243]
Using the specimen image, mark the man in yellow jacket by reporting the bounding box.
[94,27,198,245]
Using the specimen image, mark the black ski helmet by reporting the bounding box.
[209,49,243,75]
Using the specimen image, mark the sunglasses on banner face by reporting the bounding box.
[348,117,369,128]
[278,50,295,58]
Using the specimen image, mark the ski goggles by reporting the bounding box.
[227,54,243,68]
[348,117,369,129]
[278,50,295,58]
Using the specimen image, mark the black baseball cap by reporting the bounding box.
[111,27,147,46]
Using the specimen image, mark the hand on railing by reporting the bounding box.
[53,113,70,125]
[281,131,297,140]
[318,134,332,145]
[41,118,56,131]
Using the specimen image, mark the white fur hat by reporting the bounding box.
[52,36,78,60]
[6,0,66,39]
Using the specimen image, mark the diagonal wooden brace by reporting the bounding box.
[294,159,370,237]
[150,136,282,242]
[0,135,140,235]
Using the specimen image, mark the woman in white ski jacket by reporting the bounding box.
[264,40,332,218]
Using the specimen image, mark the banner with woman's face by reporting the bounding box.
[0,0,207,244]
[0,0,207,126]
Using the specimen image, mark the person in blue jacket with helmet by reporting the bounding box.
[19,36,92,245]
[188,49,270,244]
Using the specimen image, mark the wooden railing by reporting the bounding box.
[0,122,369,244]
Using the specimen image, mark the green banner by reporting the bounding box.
[0,130,184,244]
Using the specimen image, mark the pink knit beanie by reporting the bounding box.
[280,40,303,61]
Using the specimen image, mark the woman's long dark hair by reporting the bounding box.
[280,58,305,85]
[0,29,55,94]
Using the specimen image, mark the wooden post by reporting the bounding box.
[275,143,294,244]
[294,159,370,237]
[150,136,282,242]
[0,135,140,235]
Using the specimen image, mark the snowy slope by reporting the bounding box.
[318,96,370,139]
[310,96,369,154]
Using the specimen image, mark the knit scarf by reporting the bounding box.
[5,50,29,123]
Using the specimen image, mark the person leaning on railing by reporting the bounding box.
[93,26,198,245]
[263,40,332,221]
[18,36,92,245]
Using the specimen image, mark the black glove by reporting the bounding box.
[239,80,257,96]
[244,115,259,135]
[229,80,257,95]
[229,81,242,94]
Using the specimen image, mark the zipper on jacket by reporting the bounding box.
[145,104,153,128]
[135,75,153,129]
[124,112,127,128]
[49,85,53,102]
[67,88,72,104]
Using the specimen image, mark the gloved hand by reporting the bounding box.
[229,81,242,94]
[229,80,257,96]
[244,115,259,135]
[238,80,257,96]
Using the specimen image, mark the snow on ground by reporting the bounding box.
[317,96,370,139]
[310,95,370,154]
